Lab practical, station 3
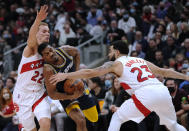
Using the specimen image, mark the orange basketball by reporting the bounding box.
[63,79,85,95]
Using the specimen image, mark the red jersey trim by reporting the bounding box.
[32,93,47,112]
[132,94,151,117]
[20,59,44,74]
[120,82,132,90]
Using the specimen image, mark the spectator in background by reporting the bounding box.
[58,23,76,46]
[130,50,138,57]
[135,43,145,59]
[50,30,60,48]
[105,20,125,44]
[145,39,158,63]
[104,73,114,90]
[86,4,103,26]
[164,78,189,127]
[179,63,189,92]
[179,38,189,59]
[0,88,16,131]
[118,11,136,43]
[154,50,166,68]
[9,71,17,81]
[156,1,167,20]
[168,57,177,70]
[146,14,158,40]
[131,31,148,52]
[88,77,107,99]
[154,31,165,50]
[5,77,15,93]
[170,23,180,40]
[178,22,189,45]
[141,5,152,37]
[162,35,178,60]
[175,53,185,71]
[89,19,104,43]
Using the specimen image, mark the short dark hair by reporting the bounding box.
[6,77,15,84]
[164,78,177,86]
[111,40,129,55]
[90,77,103,87]
[38,42,49,56]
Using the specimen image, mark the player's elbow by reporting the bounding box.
[82,69,97,78]
[158,68,170,77]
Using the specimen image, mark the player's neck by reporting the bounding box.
[117,54,127,59]
[53,55,65,67]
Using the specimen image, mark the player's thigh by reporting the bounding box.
[17,105,36,130]
[116,98,146,124]
[33,96,51,121]
[68,104,85,123]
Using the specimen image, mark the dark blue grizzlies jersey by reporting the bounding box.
[45,48,96,112]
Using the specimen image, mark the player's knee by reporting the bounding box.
[75,115,86,126]
[39,118,51,130]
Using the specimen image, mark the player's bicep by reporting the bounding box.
[93,61,120,76]
[23,45,35,57]
[61,46,79,57]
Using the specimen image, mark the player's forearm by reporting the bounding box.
[161,68,187,80]
[66,69,99,79]
[49,91,74,100]
[27,18,41,48]
[74,53,80,71]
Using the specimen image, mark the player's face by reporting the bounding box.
[108,46,116,61]
[41,46,59,63]
[36,25,50,44]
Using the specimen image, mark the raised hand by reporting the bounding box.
[50,73,67,85]
[36,5,48,21]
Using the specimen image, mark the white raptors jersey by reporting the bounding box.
[116,56,163,95]
[14,53,45,93]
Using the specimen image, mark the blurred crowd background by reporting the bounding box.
[0,0,189,131]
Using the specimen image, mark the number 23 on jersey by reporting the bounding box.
[130,65,155,82]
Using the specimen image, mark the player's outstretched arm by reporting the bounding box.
[50,61,122,85]
[146,61,189,81]
[43,64,82,100]
[23,5,48,57]
[61,45,80,71]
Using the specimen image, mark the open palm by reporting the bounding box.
[37,5,48,21]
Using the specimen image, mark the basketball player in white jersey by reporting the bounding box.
[50,40,189,131]
[13,5,51,131]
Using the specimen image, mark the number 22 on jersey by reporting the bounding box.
[130,65,155,82]
[31,71,43,84]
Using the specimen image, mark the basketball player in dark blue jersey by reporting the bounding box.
[38,43,98,131]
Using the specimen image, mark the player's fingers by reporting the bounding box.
[36,10,39,15]
[49,75,55,81]
[49,77,56,85]
[44,5,48,12]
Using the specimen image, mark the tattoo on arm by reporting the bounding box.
[95,61,114,71]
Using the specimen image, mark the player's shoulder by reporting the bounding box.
[44,64,55,72]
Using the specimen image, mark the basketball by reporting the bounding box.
[63,79,85,95]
